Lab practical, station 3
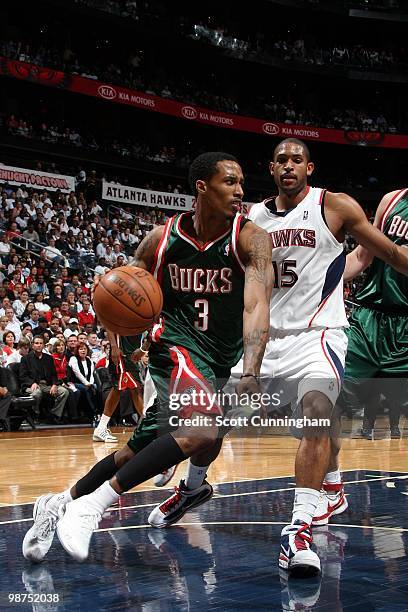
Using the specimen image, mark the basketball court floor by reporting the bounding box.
[1,426,407,611]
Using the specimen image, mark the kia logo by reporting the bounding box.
[98,85,117,100]
[262,122,280,135]
[182,106,198,120]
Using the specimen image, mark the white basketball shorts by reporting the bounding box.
[229,326,348,409]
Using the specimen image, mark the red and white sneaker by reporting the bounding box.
[279,520,321,578]
[148,479,213,528]
[312,482,348,526]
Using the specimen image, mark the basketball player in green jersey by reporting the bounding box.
[92,330,145,443]
[343,188,408,438]
[23,152,273,563]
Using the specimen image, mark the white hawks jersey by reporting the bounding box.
[249,186,348,331]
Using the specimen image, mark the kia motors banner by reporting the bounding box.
[0,163,75,192]
[102,182,193,211]
[1,57,407,149]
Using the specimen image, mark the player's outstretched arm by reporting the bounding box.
[343,191,400,281]
[238,223,273,382]
[327,192,408,276]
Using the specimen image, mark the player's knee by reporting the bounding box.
[174,423,219,455]
[302,391,332,421]
[114,445,135,468]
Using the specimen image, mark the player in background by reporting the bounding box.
[342,189,408,438]
[22,152,273,564]
[149,139,408,579]
[92,331,145,443]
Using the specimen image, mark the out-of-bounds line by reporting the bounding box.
[0,473,298,509]
[1,470,406,520]
[110,472,408,508]
[97,520,408,534]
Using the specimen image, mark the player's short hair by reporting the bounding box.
[188,152,239,196]
[273,138,311,162]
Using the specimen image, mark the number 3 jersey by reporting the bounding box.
[249,186,348,331]
[149,212,247,369]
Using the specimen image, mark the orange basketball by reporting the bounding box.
[93,266,163,335]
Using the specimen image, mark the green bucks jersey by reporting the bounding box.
[150,212,247,368]
[357,188,408,313]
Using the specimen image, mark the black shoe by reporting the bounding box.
[361,428,373,440]
[390,427,401,439]
[148,479,213,528]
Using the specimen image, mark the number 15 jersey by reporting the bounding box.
[249,186,348,331]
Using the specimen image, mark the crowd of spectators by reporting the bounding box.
[70,0,407,73]
[0,35,404,133]
[73,0,151,22]
[2,106,400,199]
[3,112,193,169]
[73,0,403,21]
[0,174,168,427]
[191,22,405,74]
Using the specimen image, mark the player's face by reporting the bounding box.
[270,143,314,195]
[199,161,244,219]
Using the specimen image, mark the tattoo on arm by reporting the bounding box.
[243,328,269,373]
[129,229,160,270]
[246,230,271,283]
[243,328,269,348]
[242,228,272,375]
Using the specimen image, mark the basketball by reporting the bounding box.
[93,266,163,335]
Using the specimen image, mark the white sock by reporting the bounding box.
[185,461,209,490]
[292,487,320,525]
[324,469,341,485]
[98,414,110,430]
[46,489,73,516]
[83,481,120,516]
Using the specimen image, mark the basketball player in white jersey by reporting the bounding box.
[148,138,408,579]
[248,138,408,577]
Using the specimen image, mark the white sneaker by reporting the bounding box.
[93,427,118,443]
[21,566,59,612]
[153,465,178,487]
[279,521,321,578]
[56,498,101,562]
[312,483,348,526]
[22,494,60,562]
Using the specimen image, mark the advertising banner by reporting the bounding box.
[0,163,75,192]
[1,57,405,149]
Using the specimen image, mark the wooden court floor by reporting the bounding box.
[1,421,407,506]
